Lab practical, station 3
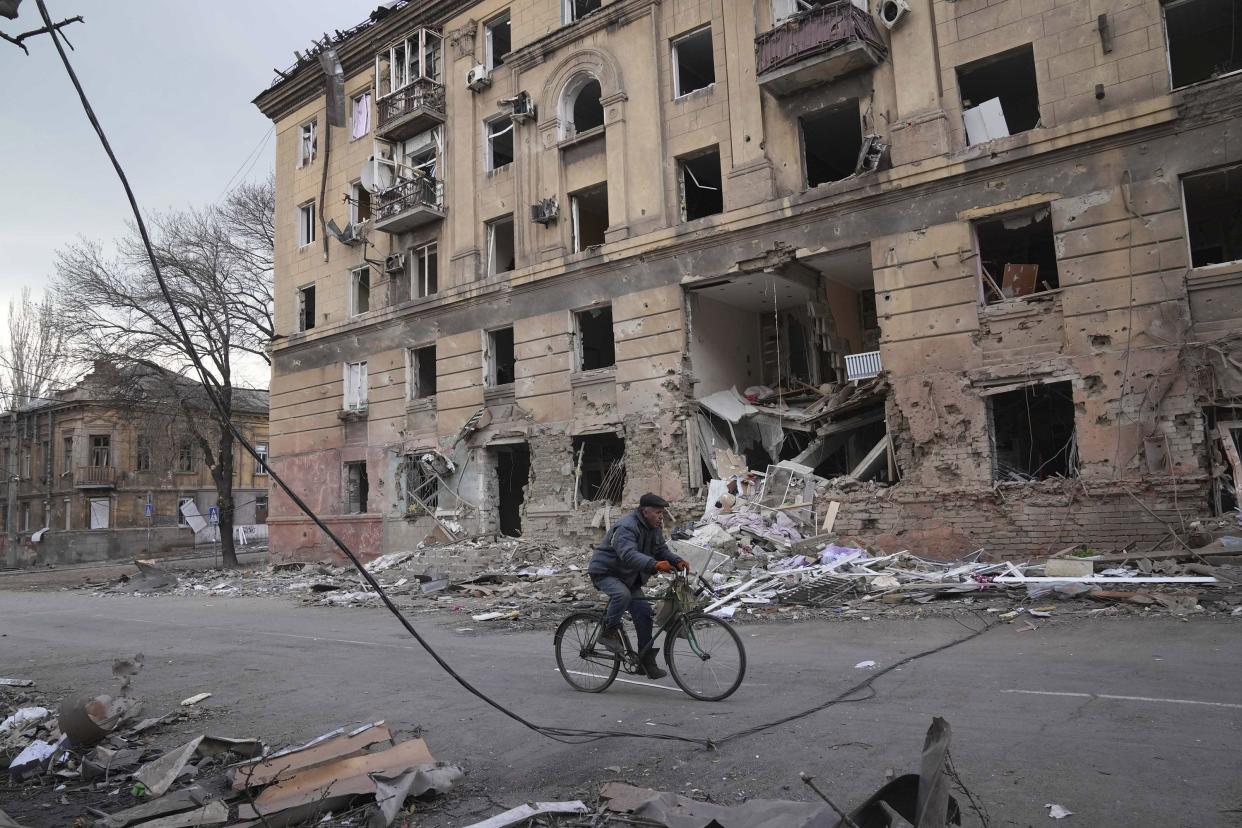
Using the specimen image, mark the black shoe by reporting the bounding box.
[641,647,668,680]
[598,627,624,657]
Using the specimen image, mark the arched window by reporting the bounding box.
[561,75,604,138]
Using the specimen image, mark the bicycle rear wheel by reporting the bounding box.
[665,613,746,701]
[554,611,620,693]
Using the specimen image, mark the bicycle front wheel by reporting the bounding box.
[554,611,620,693]
[665,613,746,701]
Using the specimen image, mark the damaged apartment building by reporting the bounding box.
[255,0,1242,560]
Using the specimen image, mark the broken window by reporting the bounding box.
[487,117,515,171]
[1182,163,1242,267]
[570,184,609,251]
[679,147,724,221]
[801,99,862,187]
[957,45,1039,145]
[568,78,604,135]
[974,205,1059,302]
[136,439,152,472]
[90,435,110,467]
[177,442,194,473]
[575,305,615,370]
[772,0,840,23]
[572,434,626,503]
[297,201,316,247]
[375,29,443,96]
[485,11,511,70]
[1164,0,1242,88]
[406,456,440,514]
[344,461,369,514]
[858,288,878,332]
[488,327,516,387]
[411,242,438,297]
[297,284,316,332]
[344,360,369,410]
[564,0,602,24]
[487,215,516,275]
[254,443,269,475]
[349,181,371,223]
[989,381,1077,480]
[61,436,72,474]
[350,91,371,140]
[408,345,437,400]
[349,266,371,317]
[673,26,715,97]
[298,120,317,167]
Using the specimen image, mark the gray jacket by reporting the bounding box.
[588,509,684,587]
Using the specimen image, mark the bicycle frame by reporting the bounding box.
[589,571,714,666]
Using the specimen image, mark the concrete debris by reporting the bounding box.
[179,693,212,707]
[1046,803,1074,819]
[0,707,50,735]
[461,801,590,828]
[0,680,35,688]
[133,736,204,798]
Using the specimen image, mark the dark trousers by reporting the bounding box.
[592,575,654,652]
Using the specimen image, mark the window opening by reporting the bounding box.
[572,434,626,503]
[90,435,110,467]
[349,181,372,223]
[350,92,371,140]
[344,361,369,410]
[575,305,616,370]
[487,215,516,275]
[297,284,316,331]
[61,436,72,474]
[858,289,878,332]
[350,267,371,316]
[801,99,862,186]
[375,29,443,97]
[564,0,602,23]
[679,148,724,220]
[136,439,152,472]
[411,242,438,297]
[255,495,269,524]
[673,26,715,97]
[975,205,1059,302]
[298,120,317,167]
[409,345,438,399]
[570,185,609,251]
[177,442,194,473]
[989,381,1077,480]
[345,461,369,514]
[570,79,604,134]
[485,12,511,69]
[297,201,316,247]
[487,117,515,170]
[1164,0,1242,88]
[1182,163,1242,267]
[494,444,529,536]
[488,327,516,386]
[254,443,269,475]
[957,45,1039,145]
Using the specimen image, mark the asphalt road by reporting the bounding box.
[1,591,1239,827]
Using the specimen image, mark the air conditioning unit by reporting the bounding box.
[326,218,363,246]
[530,198,559,225]
[384,252,406,273]
[877,0,909,29]
[509,91,536,124]
[466,64,491,92]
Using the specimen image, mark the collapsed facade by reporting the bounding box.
[254,0,1242,560]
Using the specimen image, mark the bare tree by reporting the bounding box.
[54,182,273,568]
[0,287,72,410]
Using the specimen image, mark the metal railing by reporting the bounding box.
[845,350,883,381]
[376,175,444,221]
[377,79,446,130]
[755,1,887,76]
[74,465,118,487]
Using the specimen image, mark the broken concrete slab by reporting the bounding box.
[0,679,35,688]
[124,801,227,828]
[100,787,213,828]
[133,736,204,798]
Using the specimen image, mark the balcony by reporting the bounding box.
[376,79,446,143]
[74,465,118,488]
[844,350,882,381]
[755,2,887,97]
[374,175,445,234]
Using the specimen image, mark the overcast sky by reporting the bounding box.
[0,0,378,382]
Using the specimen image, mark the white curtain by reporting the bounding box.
[351,92,371,140]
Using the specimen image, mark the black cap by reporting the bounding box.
[639,493,669,509]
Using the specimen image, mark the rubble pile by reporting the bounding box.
[1,662,460,827]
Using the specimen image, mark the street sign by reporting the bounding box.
[208,506,219,525]
[144,503,153,518]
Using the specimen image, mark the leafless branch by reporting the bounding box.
[0,13,80,54]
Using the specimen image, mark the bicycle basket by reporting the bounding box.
[655,578,699,625]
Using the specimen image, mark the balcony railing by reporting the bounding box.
[374,175,445,234]
[845,350,883,382]
[74,465,118,488]
[755,2,887,96]
[376,79,446,142]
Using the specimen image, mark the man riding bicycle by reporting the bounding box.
[588,493,688,679]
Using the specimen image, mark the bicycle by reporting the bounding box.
[554,570,746,701]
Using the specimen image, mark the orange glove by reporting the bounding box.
[654,560,674,573]
[675,560,690,571]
